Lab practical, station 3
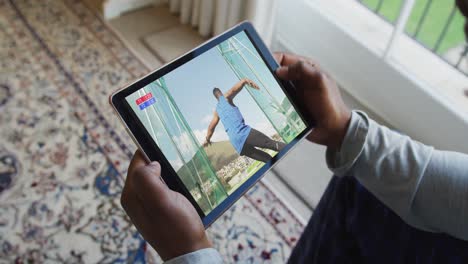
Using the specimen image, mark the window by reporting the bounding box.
[358,0,467,76]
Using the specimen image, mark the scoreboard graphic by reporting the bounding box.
[136,93,156,110]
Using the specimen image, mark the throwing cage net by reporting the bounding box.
[217,33,306,143]
[130,78,228,214]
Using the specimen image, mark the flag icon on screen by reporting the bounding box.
[136,93,156,110]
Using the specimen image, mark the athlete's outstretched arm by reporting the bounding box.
[203,111,220,147]
[224,78,259,102]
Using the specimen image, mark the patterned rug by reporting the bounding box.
[0,0,304,262]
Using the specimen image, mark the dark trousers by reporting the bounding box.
[288,176,468,264]
[240,128,286,163]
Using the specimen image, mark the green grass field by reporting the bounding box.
[361,0,465,54]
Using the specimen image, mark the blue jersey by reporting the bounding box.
[216,96,251,153]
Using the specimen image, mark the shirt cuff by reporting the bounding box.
[164,248,223,264]
[326,110,369,176]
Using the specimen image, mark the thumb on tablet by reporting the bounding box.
[128,151,170,206]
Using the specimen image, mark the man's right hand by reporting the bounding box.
[244,79,260,90]
[274,52,351,151]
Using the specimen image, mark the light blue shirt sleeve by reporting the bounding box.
[164,248,223,264]
[327,110,468,241]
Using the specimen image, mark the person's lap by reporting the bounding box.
[288,176,468,264]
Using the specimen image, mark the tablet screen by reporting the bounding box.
[125,31,306,215]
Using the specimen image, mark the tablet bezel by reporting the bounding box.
[110,21,314,227]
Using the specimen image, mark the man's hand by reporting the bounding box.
[202,138,212,147]
[244,79,260,90]
[274,52,351,151]
[121,151,211,261]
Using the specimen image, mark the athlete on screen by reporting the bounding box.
[202,78,286,163]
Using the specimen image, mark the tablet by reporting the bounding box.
[110,21,313,227]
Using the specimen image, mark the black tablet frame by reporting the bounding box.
[110,21,314,227]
